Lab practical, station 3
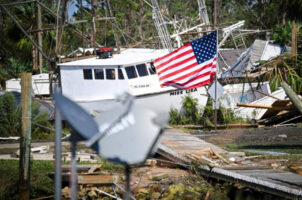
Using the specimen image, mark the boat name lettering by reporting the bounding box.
[133,84,150,88]
[170,88,197,96]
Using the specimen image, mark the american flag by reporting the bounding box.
[153,30,217,89]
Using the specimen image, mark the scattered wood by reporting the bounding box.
[77,173,118,185]
[201,156,219,166]
[50,172,118,186]
[95,187,121,200]
[88,165,102,173]
[31,195,54,200]
[289,166,302,175]
[237,102,295,110]
[60,55,96,63]
[145,159,157,167]
[204,191,210,200]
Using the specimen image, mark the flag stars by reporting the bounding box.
[191,31,217,64]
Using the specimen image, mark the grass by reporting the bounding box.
[0,160,54,200]
[0,158,124,200]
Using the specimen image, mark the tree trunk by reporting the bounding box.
[32,45,38,71]
[213,0,217,26]
[37,0,43,74]
[138,1,146,45]
[0,80,6,90]
[282,11,286,26]
[292,19,297,55]
[281,82,302,114]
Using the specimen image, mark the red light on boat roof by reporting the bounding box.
[97,47,113,52]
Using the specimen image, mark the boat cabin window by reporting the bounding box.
[118,68,124,79]
[125,66,137,79]
[83,69,93,80]
[94,69,104,80]
[136,64,148,77]
[149,63,156,75]
[106,69,116,80]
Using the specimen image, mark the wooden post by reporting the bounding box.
[291,20,297,55]
[281,82,302,114]
[19,73,32,200]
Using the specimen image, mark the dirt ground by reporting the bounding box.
[200,126,302,148]
[196,126,302,173]
[130,166,189,189]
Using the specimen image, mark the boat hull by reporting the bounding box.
[76,87,208,116]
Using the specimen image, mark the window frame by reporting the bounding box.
[148,62,157,75]
[105,68,116,80]
[135,63,149,77]
[94,68,105,80]
[118,68,125,80]
[125,65,138,79]
[83,69,93,80]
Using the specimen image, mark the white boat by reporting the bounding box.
[5,73,51,96]
[58,48,208,115]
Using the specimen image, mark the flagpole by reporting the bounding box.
[214,29,218,132]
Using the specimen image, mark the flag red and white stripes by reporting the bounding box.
[153,30,217,90]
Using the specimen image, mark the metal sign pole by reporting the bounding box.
[124,165,131,200]
[54,91,62,200]
[214,29,218,132]
[71,133,78,200]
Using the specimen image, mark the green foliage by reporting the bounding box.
[272,22,292,45]
[0,93,20,137]
[0,160,54,200]
[169,95,202,125]
[0,92,53,139]
[180,95,201,125]
[169,95,243,127]
[268,55,302,94]
[169,108,181,125]
[31,101,54,140]
[7,57,31,77]
[272,22,302,45]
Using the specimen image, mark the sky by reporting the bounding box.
[67,0,91,19]
[68,1,78,19]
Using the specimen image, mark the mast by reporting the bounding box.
[197,0,210,30]
[151,0,173,52]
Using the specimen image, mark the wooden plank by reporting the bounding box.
[237,103,294,110]
[77,173,116,185]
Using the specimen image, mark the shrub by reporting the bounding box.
[169,95,245,127]
[0,92,20,137]
[169,108,181,125]
[0,92,53,139]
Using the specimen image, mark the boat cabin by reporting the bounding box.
[58,48,171,102]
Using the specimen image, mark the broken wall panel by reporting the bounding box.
[235,89,287,120]
[217,82,271,109]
